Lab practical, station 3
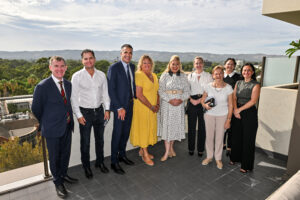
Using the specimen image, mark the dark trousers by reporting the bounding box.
[187,101,206,153]
[46,124,72,186]
[79,106,105,168]
[230,106,258,170]
[111,101,133,164]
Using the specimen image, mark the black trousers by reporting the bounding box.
[79,106,105,168]
[111,100,133,164]
[230,106,258,170]
[46,123,72,186]
[187,100,206,153]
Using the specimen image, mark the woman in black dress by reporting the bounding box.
[230,63,260,173]
[223,58,242,156]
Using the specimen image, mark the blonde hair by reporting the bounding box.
[194,56,204,63]
[164,55,184,73]
[137,55,154,72]
[212,65,224,74]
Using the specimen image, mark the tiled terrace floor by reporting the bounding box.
[1,139,287,200]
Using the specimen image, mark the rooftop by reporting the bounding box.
[0,139,287,200]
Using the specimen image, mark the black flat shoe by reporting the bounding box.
[56,183,68,199]
[95,163,109,173]
[118,156,135,165]
[189,151,194,156]
[83,167,93,179]
[198,152,203,157]
[111,163,125,175]
[62,175,78,184]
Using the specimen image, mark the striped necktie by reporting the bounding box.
[59,81,71,123]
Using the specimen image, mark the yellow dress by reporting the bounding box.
[130,71,159,148]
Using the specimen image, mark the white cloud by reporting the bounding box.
[0,0,299,54]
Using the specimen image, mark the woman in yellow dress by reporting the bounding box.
[130,55,160,166]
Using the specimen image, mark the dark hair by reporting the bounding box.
[121,44,133,50]
[81,49,95,59]
[241,62,256,80]
[224,58,236,66]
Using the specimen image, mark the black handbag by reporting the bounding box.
[203,97,216,113]
[205,97,216,108]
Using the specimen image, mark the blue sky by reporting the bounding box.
[0,0,299,54]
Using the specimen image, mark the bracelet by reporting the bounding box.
[227,118,231,120]
[151,106,155,110]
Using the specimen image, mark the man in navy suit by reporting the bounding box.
[32,56,77,198]
[107,44,136,174]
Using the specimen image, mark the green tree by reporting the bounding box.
[0,79,9,97]
[0,137,44,173]
[286,39,300,58]
[7,103,18,113]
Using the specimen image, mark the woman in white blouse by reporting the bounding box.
[201,65,233,169]
[187,56,213,157]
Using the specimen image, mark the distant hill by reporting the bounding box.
[0,50,282,62]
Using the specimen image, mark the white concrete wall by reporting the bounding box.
[69,113,136,167]
[256,84,298,156]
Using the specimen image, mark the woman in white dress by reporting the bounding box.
[157,55,190,161]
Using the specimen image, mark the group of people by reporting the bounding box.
[31,44,260,198]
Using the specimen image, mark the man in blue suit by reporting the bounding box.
[107,44,136,174]
[32,56,77,198]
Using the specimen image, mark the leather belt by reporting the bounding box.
[165,90,183,94]
[80,105,103,112]
[190,94,202,100]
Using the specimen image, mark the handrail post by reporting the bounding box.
[41,136,51,178]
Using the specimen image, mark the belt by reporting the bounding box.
[190,94,202,100]
[166,90,183,94]
[80,105,103,112]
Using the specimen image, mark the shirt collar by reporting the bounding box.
[51,74,62,84]
[121,60,129,68]
[168,71,181,76]
[224,71,236,78]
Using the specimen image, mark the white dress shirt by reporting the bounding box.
[224,71,236,78]
[71,67,110,119]
[188,71,213,95]
[51,74,65,95]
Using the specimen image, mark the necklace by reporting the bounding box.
[213,82,224,93]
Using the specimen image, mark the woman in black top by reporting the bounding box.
[230,63,260,173]
[223,58,242,156]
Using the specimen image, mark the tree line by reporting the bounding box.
[0,57,217,97]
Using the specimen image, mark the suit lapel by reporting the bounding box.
[49,77,65,104]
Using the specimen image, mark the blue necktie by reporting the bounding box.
[127,64,133,99]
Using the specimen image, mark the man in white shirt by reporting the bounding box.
[71,49,110,179]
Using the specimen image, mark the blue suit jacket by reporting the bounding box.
[31,77,74,138]
[107,61,136,111]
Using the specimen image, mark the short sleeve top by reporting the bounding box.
[204,83,233,116]
[236,80,259,105]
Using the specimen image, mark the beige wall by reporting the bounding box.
[256,84,298,155]
[262,0,300,26]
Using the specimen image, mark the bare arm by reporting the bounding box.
[136,85,156,113]
[225,93,233,129]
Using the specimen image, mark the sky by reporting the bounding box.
[0,0,299,55]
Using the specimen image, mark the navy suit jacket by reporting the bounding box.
[31,76,74,138]
[107,61,136,111]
